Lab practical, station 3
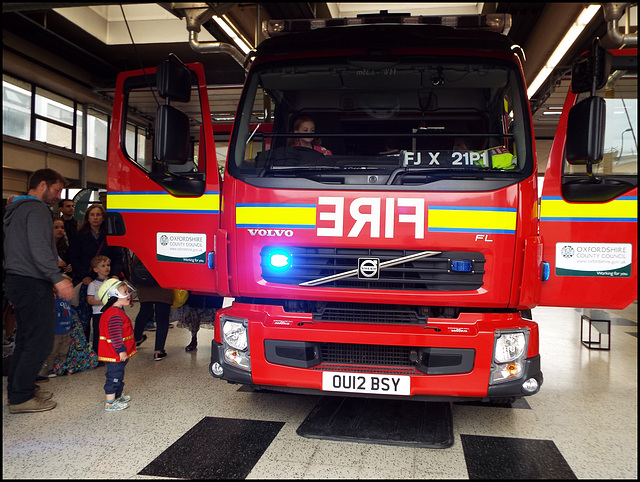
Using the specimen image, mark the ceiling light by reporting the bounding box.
[527,4,601,99]
[213,15,252,55]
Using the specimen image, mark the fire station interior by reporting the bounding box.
[2,2,637,480]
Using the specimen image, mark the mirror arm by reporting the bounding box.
[590,38,600,97]
[585,161,600,183]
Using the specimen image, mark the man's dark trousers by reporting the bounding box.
[6,275,55,405]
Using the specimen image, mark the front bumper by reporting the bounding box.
[209,303,543,402]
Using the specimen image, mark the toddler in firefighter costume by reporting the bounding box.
[96,279,137,411]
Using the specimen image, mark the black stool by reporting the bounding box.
[580,309,611,350]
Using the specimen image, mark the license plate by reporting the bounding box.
[322,371,410,396]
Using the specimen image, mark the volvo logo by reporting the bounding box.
[358,258,380,279]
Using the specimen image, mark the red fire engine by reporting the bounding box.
[106,12,637,403]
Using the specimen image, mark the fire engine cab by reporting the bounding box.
[106,11,637,403]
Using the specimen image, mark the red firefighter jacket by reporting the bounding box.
[98,305,137,362]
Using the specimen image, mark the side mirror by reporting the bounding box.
[565,96,606,167]
[156,54,192,103]
[155,105,190,165]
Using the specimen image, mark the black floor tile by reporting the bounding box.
[456,397,531,409]
[461,434,576,479]
[236,385,282,394]
[297,396,453,448]
[138,416,284,479]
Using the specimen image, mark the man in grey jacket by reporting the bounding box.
[4,168,74,413]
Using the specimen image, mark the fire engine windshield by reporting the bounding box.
[228,57,534,189]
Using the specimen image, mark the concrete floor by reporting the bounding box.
[3,300,637,479]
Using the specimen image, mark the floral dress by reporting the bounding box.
[174,305,216,335]
[173,294,222,335]
[52,306,99,375]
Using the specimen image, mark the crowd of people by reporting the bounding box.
[3,116,338,413]
[3,168,222,414]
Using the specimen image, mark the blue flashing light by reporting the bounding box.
[264,248,293,273]
[541,261,550,281]
[207,251,215,269]
[451,260,473,272]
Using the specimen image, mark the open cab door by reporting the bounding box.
[106,55,227,295]
[539,42,637,309]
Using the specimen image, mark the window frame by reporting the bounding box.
[2,73,112,161]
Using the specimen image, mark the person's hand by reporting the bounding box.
[54,277,74,300]
[83,276,92,285]
[119,351,127,362]
[64,264,73,273]
[57,260,66,268]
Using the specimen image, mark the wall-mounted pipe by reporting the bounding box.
[603,3,638,46]
[183,6,250,70]
[188,30,248,68]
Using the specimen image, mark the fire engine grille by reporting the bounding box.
[316,364,423,376]
[321,342,414,366]
[261,248,484,291]
[318,343,475,375]
[263,340,475,375]
[312,302,428,324]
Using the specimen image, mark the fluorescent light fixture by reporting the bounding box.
[527,4,601,99]
[214,15,252,54]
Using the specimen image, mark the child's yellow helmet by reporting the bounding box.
[97,279,135,305]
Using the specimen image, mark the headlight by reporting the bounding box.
[490,330,528,385]
[222,318,248,351]
[494,332,526,363]
[220,316,251,372]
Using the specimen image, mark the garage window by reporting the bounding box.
[34,86,75,150]
[2,75,32,141]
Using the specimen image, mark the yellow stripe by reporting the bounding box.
[99,334,135,343]
[236,205,317,227]
[429,208,516,232]
[540,198,637,220]
[98,356,117,362]
[107,193,219,212]
[98,351,136,363]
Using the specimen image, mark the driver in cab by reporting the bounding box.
[289,115,332,155]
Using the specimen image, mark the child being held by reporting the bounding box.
[96,279,137,411]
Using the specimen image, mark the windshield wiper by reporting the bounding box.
[260,164,341,177]
[387,167,503,185]
[268,165,341,171]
